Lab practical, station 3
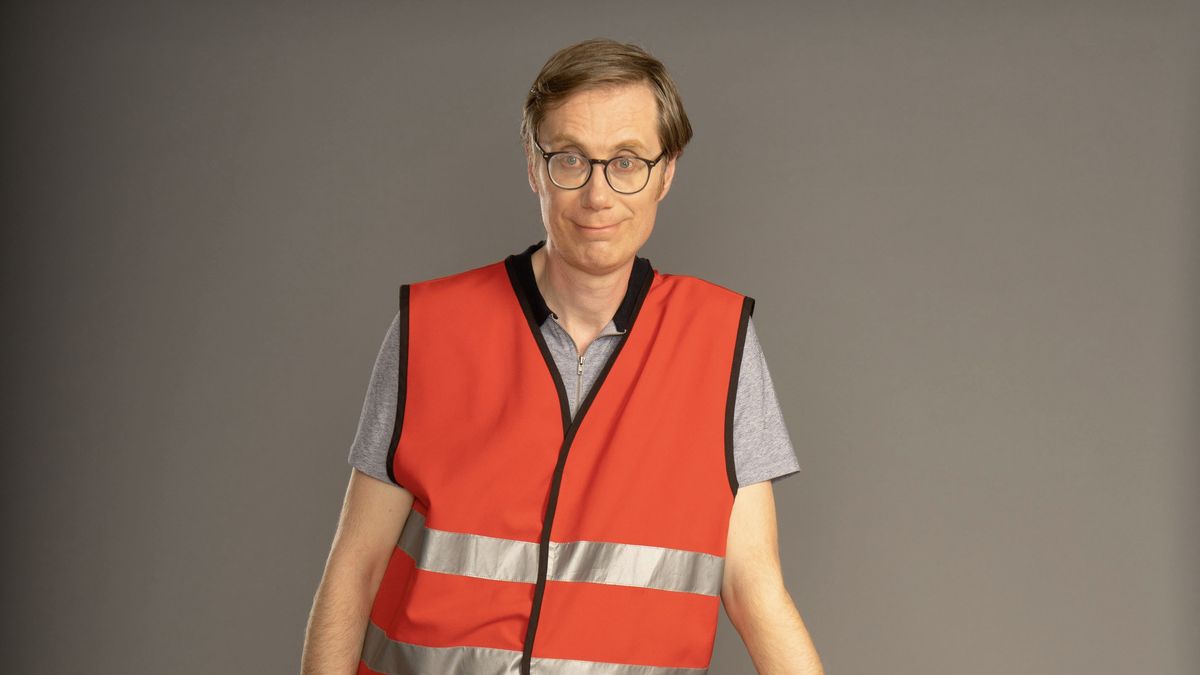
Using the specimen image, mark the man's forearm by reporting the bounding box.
[300,565,379,675]
[726,581,825,675]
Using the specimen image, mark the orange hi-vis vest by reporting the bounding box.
[358,242,757,675]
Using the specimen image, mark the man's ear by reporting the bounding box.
[656,152,678,202]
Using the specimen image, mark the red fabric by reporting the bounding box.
[534,580,721,668]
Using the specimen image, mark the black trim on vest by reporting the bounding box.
[725,295,756,497]
[504,257,573,432]
[503,242,656,675]
[509,239,652,332]
[385,284,410,487]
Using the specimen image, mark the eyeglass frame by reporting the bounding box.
[533,138,667,195]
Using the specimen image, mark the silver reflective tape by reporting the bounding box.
[396,505,426,562]
[396,509,724,596]
[398,508,541,584]
[549,539,724,596]
[533,655,708,675]
[362,621,708,675]
[361,620,521,674]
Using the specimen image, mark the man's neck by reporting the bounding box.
[531,244,631,338]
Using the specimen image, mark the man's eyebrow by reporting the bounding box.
[546,135,652,154]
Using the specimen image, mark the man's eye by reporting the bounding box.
[614,158,636,171]
[563,154,581,166]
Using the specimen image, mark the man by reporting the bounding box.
[302,38,824,675]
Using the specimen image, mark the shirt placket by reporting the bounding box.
[548,313,627,417]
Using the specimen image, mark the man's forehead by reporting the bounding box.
[539,83,660,153]
[543,131,653,154]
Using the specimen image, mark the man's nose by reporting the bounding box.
[580,164,616,209]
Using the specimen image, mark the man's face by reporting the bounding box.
[526,81,676,275]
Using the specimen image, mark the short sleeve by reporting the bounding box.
[732,316,802,487]
[346,310,404,487]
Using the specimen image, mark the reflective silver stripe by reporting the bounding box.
[361,620,521,674]
[532,655,708,675]
[550,539,724,596]
[362,620,708,675]
[399,507,542,583]
[397,509,724,596]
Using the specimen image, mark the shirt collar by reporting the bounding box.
[507,239,652,333]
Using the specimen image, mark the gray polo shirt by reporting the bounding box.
[348,249,801,490]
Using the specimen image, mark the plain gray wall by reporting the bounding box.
[3,1,1196,673]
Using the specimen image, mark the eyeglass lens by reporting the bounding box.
[548,153,650,194]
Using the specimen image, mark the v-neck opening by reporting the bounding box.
[508,239,652,333]
[503,240,655,435]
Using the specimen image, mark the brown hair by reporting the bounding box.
[521,38,693,162]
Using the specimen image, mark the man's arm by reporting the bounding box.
[301,468,414,675]
[721,480,825,674]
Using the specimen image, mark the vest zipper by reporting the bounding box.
[576,354,584,406]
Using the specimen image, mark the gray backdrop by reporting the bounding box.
[3,1,1197,673]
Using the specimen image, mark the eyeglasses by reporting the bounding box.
[534,139,666,195]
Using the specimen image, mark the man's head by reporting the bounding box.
[522,38,693,275]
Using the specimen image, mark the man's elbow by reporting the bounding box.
[721,572,791,625]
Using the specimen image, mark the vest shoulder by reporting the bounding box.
[395,258,512,315]
[402,258,507,291]
[653,270,752,302]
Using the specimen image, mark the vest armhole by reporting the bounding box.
[724,294,756,497]
[385,283,411,488]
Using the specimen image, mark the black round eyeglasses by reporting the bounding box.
[534,139,666,195]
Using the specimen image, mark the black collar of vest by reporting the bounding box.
[508,239,652,333]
